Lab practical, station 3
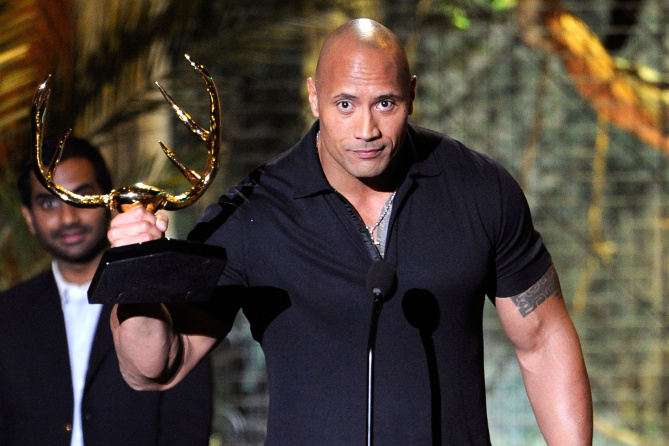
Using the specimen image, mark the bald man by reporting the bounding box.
[108,19,592,445]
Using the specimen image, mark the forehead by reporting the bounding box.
[319,44,406,95]
[30,157,98,197]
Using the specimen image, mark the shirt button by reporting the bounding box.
[63,424,72,433]
[84,413,93,421]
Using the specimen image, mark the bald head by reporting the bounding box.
[306,18,416,191]
[315,19,412,91]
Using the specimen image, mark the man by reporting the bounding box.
[0,137,212,445]
[108,19,593,445]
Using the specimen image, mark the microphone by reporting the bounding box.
[366,260,396,446]
[366,260,396,301]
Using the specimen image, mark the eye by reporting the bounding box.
[336,100,353,112]
[38,197,60,211]
[377,100,395,110]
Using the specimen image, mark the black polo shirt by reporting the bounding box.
[190,122,551,445]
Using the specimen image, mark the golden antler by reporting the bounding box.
[30,54,221,213]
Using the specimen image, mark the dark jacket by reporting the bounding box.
[0,270,212,445]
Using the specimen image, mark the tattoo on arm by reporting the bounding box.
[509,265,562,317]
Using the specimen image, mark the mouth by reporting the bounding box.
[55,226,89,245]
[351,146,385,159]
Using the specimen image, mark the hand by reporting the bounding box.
[107,205,169,247]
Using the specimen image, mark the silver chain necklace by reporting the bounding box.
[366,190,397,244]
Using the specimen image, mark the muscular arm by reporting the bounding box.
[108,206,225,391]
[111,302,222,391]
[496,264,593,445]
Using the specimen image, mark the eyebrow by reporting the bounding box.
[33,182,100,201]
[333,92,404,102]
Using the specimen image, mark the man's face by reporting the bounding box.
[22,157,110,266]
[307,43,416,189]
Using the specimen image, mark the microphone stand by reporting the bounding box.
[365,259,396,446]
[367,288,384,446]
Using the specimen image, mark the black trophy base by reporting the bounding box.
[88,238,226,304]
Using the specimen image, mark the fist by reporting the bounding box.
[108,205,169,247]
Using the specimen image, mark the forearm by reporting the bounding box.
[111,303,182,390]
[517,325,593,445]
[497,265,593,445]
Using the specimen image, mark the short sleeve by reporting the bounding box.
[492,167,552,297]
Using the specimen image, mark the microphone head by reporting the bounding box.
[366,260,396,299]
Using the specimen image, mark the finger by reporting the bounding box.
[108,224,162,247]
[108,232,154,247]
[107,208,165,247]
[110,205,156,229]
[155,213,169,233]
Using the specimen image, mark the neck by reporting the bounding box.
[55,253,104,285]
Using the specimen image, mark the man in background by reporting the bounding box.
[0,136,212,446]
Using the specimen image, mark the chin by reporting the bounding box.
[357,166,389,180]
[54,244,106,265]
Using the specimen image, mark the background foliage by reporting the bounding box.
[1,0,667,444]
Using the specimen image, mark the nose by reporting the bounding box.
[58,203,81,225]
[354,109,381,141]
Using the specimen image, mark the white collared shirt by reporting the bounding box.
[53,262,103,446]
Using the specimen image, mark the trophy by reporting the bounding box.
[31,55,227,304]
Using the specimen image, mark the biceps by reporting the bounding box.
[496,264,572,351]
[507,264,563,318]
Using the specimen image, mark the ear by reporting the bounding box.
[307,77,319,118]
[21,206,36,235]
[408,75,417,116]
